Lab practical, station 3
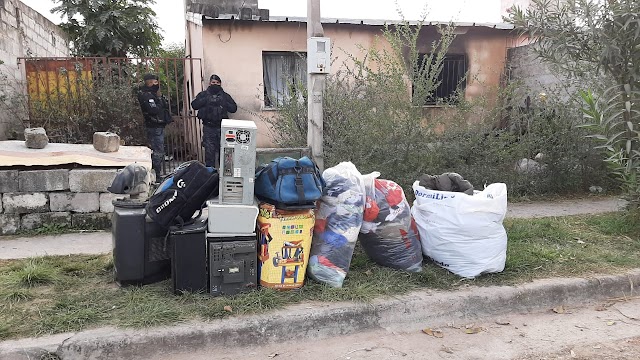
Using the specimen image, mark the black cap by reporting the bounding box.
[143,73,158,81]
[210,74,221,82]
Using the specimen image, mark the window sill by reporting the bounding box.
[261,106,280,111]
[412,104,458,109]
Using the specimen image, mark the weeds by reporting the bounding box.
[10,259,57,287]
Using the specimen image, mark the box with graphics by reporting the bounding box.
[257,202,315,289]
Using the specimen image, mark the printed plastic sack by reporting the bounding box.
[411,182,508,278]
[359,173,423,272]
[308,162,365,287]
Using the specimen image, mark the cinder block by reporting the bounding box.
[72,213,111,230]
[2,193,49,214]
[24,127,48,149]
[50,193,99,213]
[99,193,130,213]
[0,214,20,235]
[69,169,118,193]
[21,212,72,231]
[93,132,120,153]
[19,169,69,192]
[0,170,19,193]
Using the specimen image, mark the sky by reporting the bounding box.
[20,0,502,47]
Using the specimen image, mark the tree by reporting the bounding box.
[52,0,163,58]
[507,0,640,206]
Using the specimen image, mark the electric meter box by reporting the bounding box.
[307,37,331,74]
[219,119,257,205]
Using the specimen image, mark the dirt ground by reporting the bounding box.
[162,297,640,360]
[507,196,627,219]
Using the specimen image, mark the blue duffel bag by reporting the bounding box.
[255,156,324,209]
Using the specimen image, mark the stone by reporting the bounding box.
[93,132,121,153]
[24,127,49,149]
[72,213,112,230]
[19,169,69,192]
[99,193,130,213]
[2,193,49,214]
[515,158,547,174]
[0,214,20,235]
[49,193,99,213]
[0,170,19,193]
[69,169,118,193]
[21,212,72,231]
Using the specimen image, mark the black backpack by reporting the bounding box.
[146,161,219,229]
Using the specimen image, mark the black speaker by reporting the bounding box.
[169,216,208,294]
[112,201,170,286]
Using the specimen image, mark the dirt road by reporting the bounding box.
[162,297,640,360]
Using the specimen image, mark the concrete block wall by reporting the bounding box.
[0,168,129,235]
[0,0,70,140]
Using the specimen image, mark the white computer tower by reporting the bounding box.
[219,119,257,205]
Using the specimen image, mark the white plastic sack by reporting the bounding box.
[411,181,508,278]
[308,162,366,288]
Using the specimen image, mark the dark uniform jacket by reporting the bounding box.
[191,88,237,128]
[138,86,172,128]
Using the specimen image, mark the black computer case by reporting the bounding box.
[169,216,208,294]
[112,201,170,286]
[208,238,257,296]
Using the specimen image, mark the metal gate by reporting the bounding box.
[19,56,206,175]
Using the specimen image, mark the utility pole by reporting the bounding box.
[307,0,326,171]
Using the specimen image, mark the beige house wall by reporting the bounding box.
[192,19,512,146]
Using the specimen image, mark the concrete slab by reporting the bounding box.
[0,140,151,169]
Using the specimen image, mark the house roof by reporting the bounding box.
[200,13,515,30]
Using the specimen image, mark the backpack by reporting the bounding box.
[146,161,219,228]
[254,156,324,209]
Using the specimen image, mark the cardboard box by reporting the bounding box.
[257,203,315,289]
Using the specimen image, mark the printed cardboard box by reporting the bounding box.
[257,202,315,289]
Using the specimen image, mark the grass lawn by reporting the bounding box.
[1,212,639,341]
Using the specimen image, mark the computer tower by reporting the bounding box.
[112,201,170,286]
[208,237,258,296]
[219,119,257,205]
[169,215,208,295]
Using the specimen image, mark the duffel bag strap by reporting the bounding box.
[294,160,306,205]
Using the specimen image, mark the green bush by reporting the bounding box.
[262,21,613,197]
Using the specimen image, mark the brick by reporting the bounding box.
[21,212,71,231]
[50,193,99,213]
[99,193,130,213]
[0,170,19,193]
[69,169,118,193]
[93,132,120,153]
[2,193,49,214]
[24,127,49,149]
[0,195,2,214]
[0,214,20,235]
[72,213,112,230]
[19,169,69,192]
